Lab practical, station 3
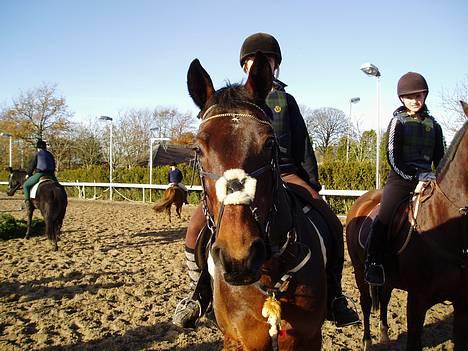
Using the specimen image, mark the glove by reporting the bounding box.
[417,172,435,181]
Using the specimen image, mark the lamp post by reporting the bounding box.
[149,134,170,202]
[0,132,13,167]
[148,126,160,202]
[99,116,113,201]
[360,63,381,189]
[346,97,360,162]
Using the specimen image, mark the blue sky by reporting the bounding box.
[1,0,466,134]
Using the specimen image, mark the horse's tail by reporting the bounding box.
[153,188,175,212]
[369,285,380,312]
[45,185,68,245]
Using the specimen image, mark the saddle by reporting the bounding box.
[358,180,436,255]
[30,177,57,199]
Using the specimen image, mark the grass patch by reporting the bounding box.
[0,213,45,240]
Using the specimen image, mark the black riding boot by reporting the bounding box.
[327,265,360,327]
[365,219,386,286]
[172,247,212,328]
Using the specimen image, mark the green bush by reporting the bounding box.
[0,213,45,240]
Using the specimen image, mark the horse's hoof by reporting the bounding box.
[24,235,30,240]
[363,339,372,351]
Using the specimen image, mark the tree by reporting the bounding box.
[1,83,73,146]
[439,75,468,135]
[152,108,197,140]
[302,106,349,158]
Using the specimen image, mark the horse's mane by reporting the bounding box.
[214,83,253,109]
[212,82,271,119]
[436,121,468,176]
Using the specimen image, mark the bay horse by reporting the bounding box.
[187,52,327,350]
[153,185,185,222]
[346,121,468,351]
[6,167,68,251]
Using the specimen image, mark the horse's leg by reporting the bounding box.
[166,207,171,223]
[405,293,427,351]
[25,207,34,239]
[453,299,468,351]
[379,287,392,343]
[176,205,181,219]
[359,284,373,350]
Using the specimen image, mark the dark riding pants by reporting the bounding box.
[369,171,418,257]
[23,173,58,200]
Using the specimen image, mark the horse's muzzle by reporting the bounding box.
[211,238,266,286]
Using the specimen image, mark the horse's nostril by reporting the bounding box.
[226,179,244,194]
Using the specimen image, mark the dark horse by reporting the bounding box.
[187,52,327,350]
[6,167,68,251]
[153,186,185,222]
[346,121,468,351]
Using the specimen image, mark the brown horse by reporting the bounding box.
[6,167,68,251]
[346,121,468,351]
[153,186,185,222]
[187,52,327,350]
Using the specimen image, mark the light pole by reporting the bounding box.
[360,63,381,189]
[149,134,170,202]
[346,97,360,162]
[149,127,159,202]
[0,132,13,167]
[99,116,113,201]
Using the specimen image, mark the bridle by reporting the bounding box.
[196,101,288,258]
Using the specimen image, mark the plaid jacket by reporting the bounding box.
[266,79,321,191]
[387,106,445,180]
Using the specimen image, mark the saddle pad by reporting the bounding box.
[30,178,55,199]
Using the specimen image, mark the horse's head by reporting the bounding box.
[188,52,280,285]
[6,167,27,196]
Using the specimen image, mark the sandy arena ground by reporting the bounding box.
[0,195,455,350]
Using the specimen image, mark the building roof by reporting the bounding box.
[152,144,196,166]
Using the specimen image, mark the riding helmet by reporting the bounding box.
[397,72,429,97]
[239,32,282,67]
[36,139,47,149]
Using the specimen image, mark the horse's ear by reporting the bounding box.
[6,166,12,173]
[245,51,273,102]
[187,59,215,109]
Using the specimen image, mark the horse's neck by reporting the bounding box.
[436,151,467,214]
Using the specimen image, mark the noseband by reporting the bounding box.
[196,102,284,257]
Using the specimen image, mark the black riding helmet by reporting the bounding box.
[36,139,47,149]
[397,72,429,97]
[239,32,282,67]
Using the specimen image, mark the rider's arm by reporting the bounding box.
[432,120,446,169]
[26,154,37,176]
[287,94,321,192]
[386,118,418,180]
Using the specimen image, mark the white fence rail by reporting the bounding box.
[0,180,367,202]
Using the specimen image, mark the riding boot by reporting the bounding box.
[365,219,386,286]
[326,264,360,327]
[172,247,212,328]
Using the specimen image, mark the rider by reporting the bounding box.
[173,32,360,328]
[365,72,446,286]
[23,139,58,210]
[168,162,188,204]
